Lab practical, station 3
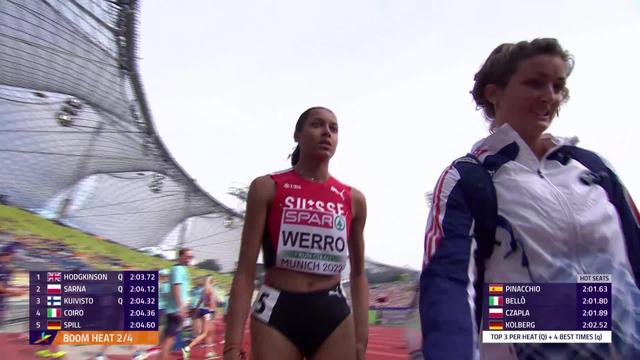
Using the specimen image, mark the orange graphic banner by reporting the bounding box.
[51,331,158,345]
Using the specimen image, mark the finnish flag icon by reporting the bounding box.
[47,296,61,307]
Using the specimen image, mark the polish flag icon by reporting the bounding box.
[488,308,503,319]
[47,284,61,294]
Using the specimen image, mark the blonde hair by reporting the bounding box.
[205,276,215,289]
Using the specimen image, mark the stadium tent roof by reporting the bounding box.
[0,0,242,271]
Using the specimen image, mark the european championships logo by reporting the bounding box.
[335,215,346,231]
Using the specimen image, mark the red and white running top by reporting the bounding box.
[262,169,352,276]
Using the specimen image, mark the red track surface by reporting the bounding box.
[366,326,409,359]
[1,319,409,359]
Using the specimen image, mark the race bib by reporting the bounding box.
[276,208,348,275]
[252,285,280,323]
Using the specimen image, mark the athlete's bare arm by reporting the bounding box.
[209,286,218,309]
[224,175,274,359]
[348,187,369,359]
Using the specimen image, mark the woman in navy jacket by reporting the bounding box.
[420,38,640,360]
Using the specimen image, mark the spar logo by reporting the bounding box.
[334,215,346,231]
[283,209,333,228]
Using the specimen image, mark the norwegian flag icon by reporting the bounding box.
[47,272,61,282]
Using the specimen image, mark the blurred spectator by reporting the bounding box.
[160,248,193,360]
[0,242,27,327]
[367,282,416,308]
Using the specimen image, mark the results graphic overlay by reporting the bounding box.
[29,271,159,345]
[482,274,611,343]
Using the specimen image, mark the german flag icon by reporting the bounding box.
[489,320,503,330]
[47,320,61,330]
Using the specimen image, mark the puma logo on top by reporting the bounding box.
[330,186,345,201]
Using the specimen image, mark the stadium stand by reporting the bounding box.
[0,0,243,270]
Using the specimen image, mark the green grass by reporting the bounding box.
[0,205,232,289]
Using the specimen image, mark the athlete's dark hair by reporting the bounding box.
[290,106,335,166]
[178,248,191,257]
[471,38,574,129]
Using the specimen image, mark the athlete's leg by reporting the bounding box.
[250,317,302,360]
[207,314,214,346]
[204,318,217,358]
[186,318,209,349]
[160,336,174,360]
[311,314,356,360]
[193,315,202,336]
[160,314,181,360]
